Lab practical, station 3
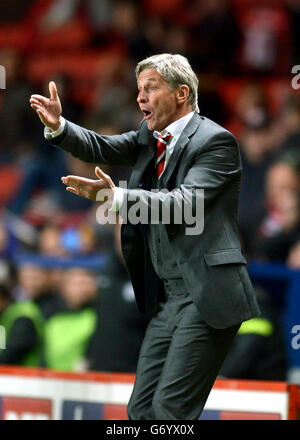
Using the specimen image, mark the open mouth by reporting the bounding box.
[142,110,152,119]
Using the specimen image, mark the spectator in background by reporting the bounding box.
[0,294,44,367]
[251,160,300,262]
[287,238,300,268]
[0,0,32,23]
[238,121,278,256]
[61,224,95,255]
[111,0,157,62]
[187,0,240,75]
[7,145,94,222]
[219,287,287,381]
[89,60,140,134]
[39,0,113,36]
[278,95,300,158]
[15,259,63,317]
[286,0,300,65]
[37,221,103,296]
[0,259,63,367]
[38,224,68,257]
[42,74,84,124]
[112,1,189,63]
[38,222,99,257]
[236,84,271,133]
[237,0,291,75]
[0,284,11,315]
[36,224,67,302]
[0,220,16,288]
[43,267,98,371]
[0,49,41,161]
[287,237,300,269]
[7,73,92,220]
[197,73,225,126]
[86,216,152,373]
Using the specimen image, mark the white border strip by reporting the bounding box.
[205,389,288,419]
[0,375,289,420]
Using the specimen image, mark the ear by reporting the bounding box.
[175,85,190,105]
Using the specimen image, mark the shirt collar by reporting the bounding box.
[153,111,194,141]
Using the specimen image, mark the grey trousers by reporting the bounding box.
[127,279,240,420]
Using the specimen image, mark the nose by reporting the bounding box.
[137,90,147,104]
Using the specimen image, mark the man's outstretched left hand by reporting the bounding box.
[61,166,115,205]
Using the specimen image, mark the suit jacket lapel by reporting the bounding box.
[128,113,201,190]
[160,113,201,186]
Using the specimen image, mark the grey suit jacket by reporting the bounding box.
[50,113,260,328]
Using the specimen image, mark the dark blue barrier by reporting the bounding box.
[12,253,108,271]
[249,261,300,371]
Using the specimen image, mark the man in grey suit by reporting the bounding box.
[30,53,260,420]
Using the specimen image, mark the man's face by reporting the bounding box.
[137,69,178,131]
[18,265,50,298]
[61,268,97,309]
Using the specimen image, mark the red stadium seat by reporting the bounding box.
[262,78,292,117]
[219,78,248,115]
[142,0,184,16]
[0,24,34,52]
[25,49,126,107]
[33,17,92,53]
[0,166,22,206]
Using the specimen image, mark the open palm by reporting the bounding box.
[30,81,62,131]
[61,166,115,203]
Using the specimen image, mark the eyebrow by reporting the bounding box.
[138,78,159,88]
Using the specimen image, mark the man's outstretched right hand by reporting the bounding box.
[30,81,62,131]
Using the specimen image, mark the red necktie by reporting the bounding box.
[155,132,172,178]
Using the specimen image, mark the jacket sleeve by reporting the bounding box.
[0,317,38,365]
[119,131,241,225]
[49,119,139,166]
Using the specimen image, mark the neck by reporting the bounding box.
[164,107,193,129]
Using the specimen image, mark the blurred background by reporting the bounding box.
[0,0,300,383]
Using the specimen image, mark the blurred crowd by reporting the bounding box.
[0,0,299,379]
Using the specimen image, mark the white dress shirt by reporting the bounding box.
[44,112,195,212]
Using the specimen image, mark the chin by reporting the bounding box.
[147,120,162,132]
[146,120,155,131]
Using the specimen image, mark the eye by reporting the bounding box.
[151,86,157,90]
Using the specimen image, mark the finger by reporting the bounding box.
[61,175,90,185]
[49,81,58,100]
[30,94,48,105]
[31,105,47,121]
[36,109,47,121]
[66,187,79,195]
[31,103,45,112]
[30,98,44,107]
[31,103,46,117]
[66,187,88,199]
[95,166,108,180]
[95,166,115,189]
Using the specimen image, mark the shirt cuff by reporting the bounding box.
[109,187,124,212]
[44,117,66,139]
